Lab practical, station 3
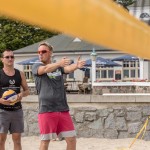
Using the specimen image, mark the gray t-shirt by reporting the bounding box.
[32,63,69,113]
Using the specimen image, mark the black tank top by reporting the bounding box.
[0,69,22,111]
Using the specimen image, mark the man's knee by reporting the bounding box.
[40,140,50,150]
[41,140,50,146]
[12,134,21,142]
[13,140,21,145]
[65,137,76,145]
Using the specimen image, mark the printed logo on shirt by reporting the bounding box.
[9,80,15,85]
[47,70,62,79]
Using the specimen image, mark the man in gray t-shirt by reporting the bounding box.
[32,42,85,150]
[32,64,69,113]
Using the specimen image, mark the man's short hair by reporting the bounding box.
[38,42,53,51]
[0,49,13,58]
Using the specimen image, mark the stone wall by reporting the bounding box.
[70,105,150,140]
[22,95,150,140]
[93,86,150,95]
[28,86,37,95]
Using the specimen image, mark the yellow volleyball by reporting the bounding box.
[2,89,17,102]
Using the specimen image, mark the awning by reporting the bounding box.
[111,55,139,61]
[17,57,41,65]
[85,57,121,67]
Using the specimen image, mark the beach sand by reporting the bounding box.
[5,135,150,150]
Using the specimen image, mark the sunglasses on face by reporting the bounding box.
[38,50,49,54]
[3,56,14,59]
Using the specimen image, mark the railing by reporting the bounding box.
[66,80,81,93]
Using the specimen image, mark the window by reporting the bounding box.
[138,69,140,77]
[131,70,136,78]
[96,68,114,80]
[123,61,129,67]
[108,70,113,78]
[123,70,129,78]
[23,65,33,82]
[96,70,100,78]
[137,61,140,67]
[122,61,139,80]
[130,61,136,67]
[101,70,107,78]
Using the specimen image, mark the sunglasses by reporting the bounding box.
[3,56,14,59]
[38,50,49,54]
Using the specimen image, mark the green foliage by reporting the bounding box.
[0,16,58,52]
[0,16,58,69]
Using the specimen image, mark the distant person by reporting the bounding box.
[32,42,85,150]
[78,76,90,94]
[0,49,29,150]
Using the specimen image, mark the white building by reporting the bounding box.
[14,34,150,83]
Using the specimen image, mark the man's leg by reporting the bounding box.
[12,133,22,150]
[10,110,24,150]
[39,140,50,150]
[58,112,76,150]
[0,133,7,150]
[38,112,59,150]
[0,109,10,150]
[65,137,76,150]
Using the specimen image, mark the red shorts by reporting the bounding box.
[38,111,76,140]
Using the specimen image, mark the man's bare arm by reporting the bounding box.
[17,71,30,100]
[64,56,85,73]
[37,57,71,75]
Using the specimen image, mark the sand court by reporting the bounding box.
[5,135,150,150]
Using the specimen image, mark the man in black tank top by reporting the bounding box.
[0,50,29,150]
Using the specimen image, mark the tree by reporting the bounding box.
[0,16,58,52]
[0,16,59,68]
[114,0,136,11]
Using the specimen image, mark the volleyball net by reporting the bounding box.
[0,0,150,59]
